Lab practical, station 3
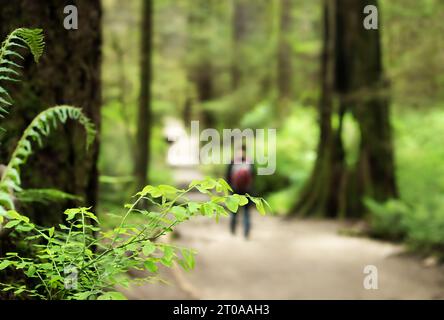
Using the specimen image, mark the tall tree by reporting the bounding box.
[231,0,249,91]
[0,0,102,226]
[187,0,215,129]
[293,0,397,218]
[134,0,153,190]
[277,0,293,116]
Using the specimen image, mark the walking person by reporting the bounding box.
[226,145,255,239]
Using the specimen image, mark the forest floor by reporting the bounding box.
[119,166,444,300]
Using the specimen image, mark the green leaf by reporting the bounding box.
[226,196,240,213]
[171,206,187,221]
[26,265,36,277]
[182,249,195,270]
[6,210,29,223]
[144,260,158,273]
[73,291,96,300]
[158,185,181,196]
[15,223,35,232]
[97,291,127,300]
[162,245,174,263]
[64,208,80,221]
[235,195,249,206]
[251,198,268,216]
[84,210,99,223]
[142,241,156,256]
[0,260,12,271]
[216,179,233,194]
[201,203,214,216]
[187,202,200,214]
[4,220,21,229]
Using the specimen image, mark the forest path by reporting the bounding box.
[120,120,444,300]
[122,199,444,300]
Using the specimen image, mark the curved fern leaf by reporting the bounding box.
[14,28,45,63]
[0,106,96,210]
[16,189,82,205]
[0,28,45,119]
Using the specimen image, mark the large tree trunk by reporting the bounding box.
[134,0,153,190]
[0,0,102,226]
[293,0,397,218]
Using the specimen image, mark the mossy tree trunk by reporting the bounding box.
[0,0,102,226]
[293,0,397,218]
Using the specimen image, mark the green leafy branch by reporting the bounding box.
[0,178,271,300]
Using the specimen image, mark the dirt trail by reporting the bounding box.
[120,168,444,300]
[122,124,444,300]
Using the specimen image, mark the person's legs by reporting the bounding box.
[230,212,237,235]
[243,204,251,239]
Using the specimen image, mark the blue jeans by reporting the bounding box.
[230,205,251,238]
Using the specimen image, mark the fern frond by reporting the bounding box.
[0,106,96,209]
[16,189,82,205]
[0,28,45,119]
[14,28,45,63]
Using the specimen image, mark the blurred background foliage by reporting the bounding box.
[99,0,444,254]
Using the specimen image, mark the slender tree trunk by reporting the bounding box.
[231,0,249,91]
[187,0,216,129]
[277,0,293,116]
[293,0,397,218]
[111,36,136,161]
[195,61,215,129]
[135,0,153,190]
[0,0,102,226]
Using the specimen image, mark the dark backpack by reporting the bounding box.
[230,163,253,194]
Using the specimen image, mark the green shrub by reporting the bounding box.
[364,198,409,241]
[403,197,444,254]
[0,27,270,300]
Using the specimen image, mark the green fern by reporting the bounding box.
[0,28,96,218]
[16,189,82,205]
[0,106,96,210]
[0,28,45,119]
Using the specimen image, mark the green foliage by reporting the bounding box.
[0,28,44,120]
[0,178,269,300]
[381,0,444,106]
[260,105,318,213]
[402,198,444,254]
[359,106,444,256]
[394,108,444,209]
[364,198,409,241]
[0,106,95,212]
[0,29,95,216]
[15,189,82,205]
[365,196,444,256]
